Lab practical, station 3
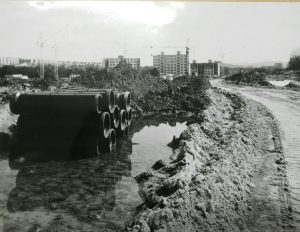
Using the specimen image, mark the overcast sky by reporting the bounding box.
[1,1,300,66]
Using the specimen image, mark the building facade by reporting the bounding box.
[190,60,221,77]
[0,57,20,67]
[153,51,189,77]
[103,56,140,69]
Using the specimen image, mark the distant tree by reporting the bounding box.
[287,56,300,71]
[140,66,159,77]
[148,67,159,77]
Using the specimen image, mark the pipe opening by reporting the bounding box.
[110,129,116,145]
[120,110,126,130]
[101,112,111,139]
[127,108,132,126]
[113,106,120,128]
[114,93,120,106]
[109,90,115,113]
[127,92,131,108]
[124,126,129,135]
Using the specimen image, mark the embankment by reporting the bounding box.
[125,88,293,232]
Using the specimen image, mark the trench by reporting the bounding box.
[0,118,187,231]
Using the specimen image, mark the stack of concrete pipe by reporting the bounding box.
[9,88,132,162]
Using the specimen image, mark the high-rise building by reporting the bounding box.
[103,55,140,69]
[153,50,189,77]
[190,60,221,77]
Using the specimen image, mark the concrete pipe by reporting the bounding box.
[126,108,132,127]
[114,92,121,106]
[16,113,93,157]
[99,129,116,153]
[100,112,111,140]
[118,92,131,111]
[124,125,129,135]
[16,114,86,132]
[9,92,102,115]
[116,109,127,137]
[56,89,115,114]
[111,105,120,129]
[110,129,116,145]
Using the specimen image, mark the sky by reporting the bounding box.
[0,1,300,66]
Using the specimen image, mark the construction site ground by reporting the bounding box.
[0,77,299,231]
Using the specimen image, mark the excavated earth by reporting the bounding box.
[125,88,294,232]
[0,79,295,231]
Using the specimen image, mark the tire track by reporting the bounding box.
[235,89,300,230]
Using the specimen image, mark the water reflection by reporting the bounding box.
[6,138,134,231]
[4,117,187,231]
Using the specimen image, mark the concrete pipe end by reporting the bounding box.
[113,106,120,129]
[110,129,116,145]
[108,90,115,114]
[101,112,111,139]
[9,92,21,115]
[126,108,132,126]
[119,92,131,111]
[125,92,131,111]
[99,90,115,114]
[114,93,121,107]
[96,94,103,114]
[120,109,127,131]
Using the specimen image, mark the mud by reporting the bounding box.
[125,88,294,232]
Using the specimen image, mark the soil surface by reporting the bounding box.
[1,77,298,231]
[125,87,294,232]
[212,79,300,231]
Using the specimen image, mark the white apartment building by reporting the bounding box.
[0,57,20,66]
[103,56,140,69]
[153,51,189,77]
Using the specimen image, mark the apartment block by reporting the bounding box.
[0,57,20,67]
[103,55,140,69]
[190,60,221,77]
[153,51,189,77]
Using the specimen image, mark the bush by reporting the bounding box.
[287,56,300,71]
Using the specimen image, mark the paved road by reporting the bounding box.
[212,80,300,229]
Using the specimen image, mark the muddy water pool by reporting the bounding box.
[268,80,293,87]
[0,120,187,231]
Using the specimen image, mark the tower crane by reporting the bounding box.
[219,45,246,63]
[52,42,58,79]
[37,24,69,79]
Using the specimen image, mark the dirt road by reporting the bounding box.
[212,80,300,231]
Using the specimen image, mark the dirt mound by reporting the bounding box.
[225,71,272,87]
[71,62,167,104]
[136,76,211,121]
[125,89,292,232]
[285,81,300,90]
